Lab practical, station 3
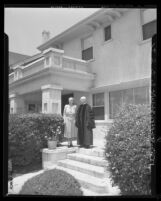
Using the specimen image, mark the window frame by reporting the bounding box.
[92,92,105,120]
[104,25,111,42]
[140,9,157,42]
[109,86,150,119]
[142,20,156,41]
[81,35,94,61]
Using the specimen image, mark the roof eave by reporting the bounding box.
[37,8,116,51]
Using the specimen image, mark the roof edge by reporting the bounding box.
[37,8,106,51]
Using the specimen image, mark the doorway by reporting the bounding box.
[61,93,74,115]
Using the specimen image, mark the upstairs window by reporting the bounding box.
[142,20,156,40]
[82,36,93,61]
[45,57,50,66]
[92,93,104,120]
[104,25,111,41]
[141,9,157,40]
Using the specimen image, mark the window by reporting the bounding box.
[134,86,149,105]
[104,25,111,41]
[109,86,150,119]
[45,57,50,66]
[28,104,36,113]
[10,108,13,114]
[44,103,47,112]
[92,93,104,120]
[142,20,156,40]
[82,36,93,61]
[109,90,122,119]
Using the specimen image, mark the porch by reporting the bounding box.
[9,89,92,115]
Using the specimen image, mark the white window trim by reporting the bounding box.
[139,38,152,45]
[102,38,113,46]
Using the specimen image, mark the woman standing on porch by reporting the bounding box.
[63,97,77,147]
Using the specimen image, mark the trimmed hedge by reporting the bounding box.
[105,104,151,195]
[19,168,83,195]
[9,113,64,167]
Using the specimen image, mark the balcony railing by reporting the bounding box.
[9,48,92,83]
[62,55,90,73]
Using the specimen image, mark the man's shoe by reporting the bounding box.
[85,145,90,149]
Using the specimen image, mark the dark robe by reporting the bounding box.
[75,103,95,146]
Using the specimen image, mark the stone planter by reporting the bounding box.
[47,140,57,149]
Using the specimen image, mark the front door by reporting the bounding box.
[61,93,74,115]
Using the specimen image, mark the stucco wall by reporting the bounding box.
[62,9,154,88]
[63,37,81,59]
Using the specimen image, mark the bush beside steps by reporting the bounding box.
[19,169,83,196]
[105,104,151,195]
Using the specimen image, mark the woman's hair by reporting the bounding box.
[68,97,74,101]
[68,97,76,105]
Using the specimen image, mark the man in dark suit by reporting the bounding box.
[75,96,95,149]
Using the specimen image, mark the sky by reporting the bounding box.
[5,8,100,56]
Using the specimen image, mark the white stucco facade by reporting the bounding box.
[9,8,156,127]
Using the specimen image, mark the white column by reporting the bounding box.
[41,84,63,114]
[9,94,25,114]
[104,90,110,120]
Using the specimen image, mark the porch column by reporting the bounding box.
[104,91,110,120]
[41,84,63,114]
[9,93,25,114]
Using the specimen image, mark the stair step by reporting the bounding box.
[77,148,105,157]
[81,187,109,196]
[55,166,110,194]
[67,153,108,167]
[58,159,105,178]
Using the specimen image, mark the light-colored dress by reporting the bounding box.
[63,104,77,139]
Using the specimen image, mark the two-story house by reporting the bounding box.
[9,8,156,129]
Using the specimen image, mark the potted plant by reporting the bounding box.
[47,136,57,149]
[45,125,62,149]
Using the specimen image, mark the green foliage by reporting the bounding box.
[19,168,83,195]
[9,113,64,167]
[105,104,151,195]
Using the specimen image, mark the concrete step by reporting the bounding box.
[58,159,105,178]
[77,147,105,157]
[81,187,109,196]
[55,166,110,194]
[67,153,108,167]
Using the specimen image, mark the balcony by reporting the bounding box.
[9,48,93,84]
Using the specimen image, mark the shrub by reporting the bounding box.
[105,104,151,195]
[9,113,64,167]
[19,168,83,195]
